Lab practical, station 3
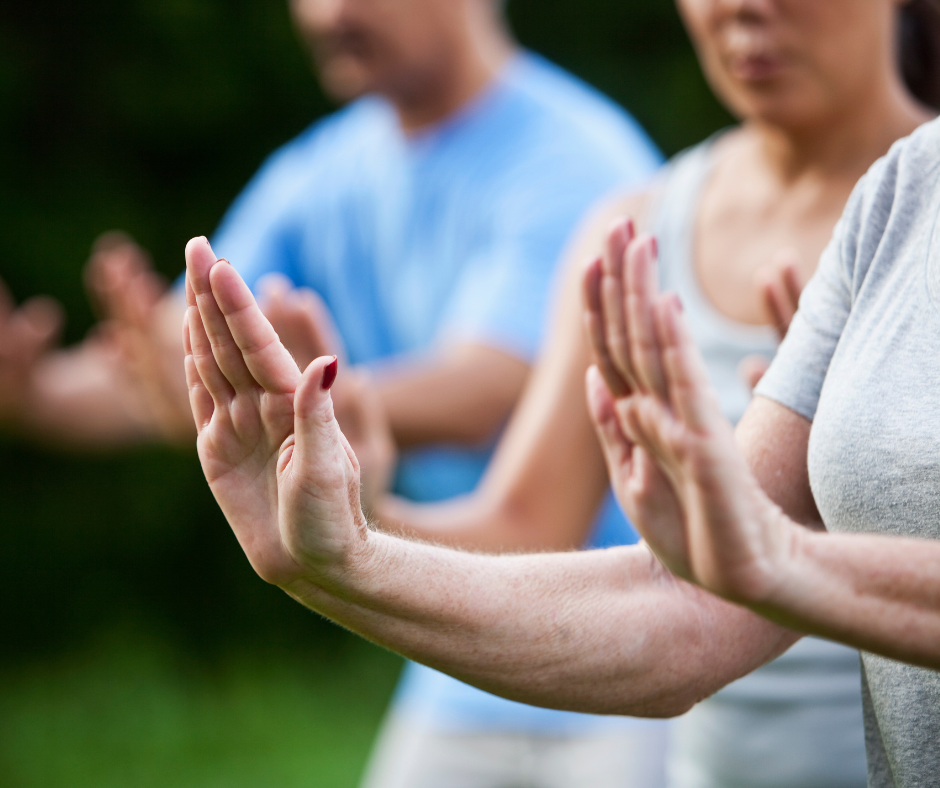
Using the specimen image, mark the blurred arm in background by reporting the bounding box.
[371,195,653,553]
[0,235,527,466]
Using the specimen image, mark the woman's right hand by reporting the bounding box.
[582,220,799,606]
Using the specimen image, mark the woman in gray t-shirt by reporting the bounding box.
[585,114,940,788]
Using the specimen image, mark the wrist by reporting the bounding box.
[748,510,816,616]
[285,513,385,606]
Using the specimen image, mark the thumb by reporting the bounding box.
[294,355,359,471]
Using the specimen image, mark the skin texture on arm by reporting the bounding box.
[372,344,528,448]
[375,194,653,552]
[184,233,798,718]
[585,222,940,671]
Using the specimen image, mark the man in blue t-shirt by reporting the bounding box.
[0,0,662,785]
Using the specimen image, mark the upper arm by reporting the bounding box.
[737,396,821,528]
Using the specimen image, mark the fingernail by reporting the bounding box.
[674,294,683,312]
[321,356,338,391]
[218,258,230,265]
[651,237,659,258]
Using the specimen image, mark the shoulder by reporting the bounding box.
[248,98,394,190]
[834,117,940,284]
[215,99,395,236]
[502,53,662,181]
[560,187,655,284]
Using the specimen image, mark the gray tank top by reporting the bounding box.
[650,139,868,788]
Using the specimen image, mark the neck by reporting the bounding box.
[749,72,934,187]
[393,6,516,132]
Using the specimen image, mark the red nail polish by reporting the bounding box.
[321,357,338,391]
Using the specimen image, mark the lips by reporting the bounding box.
[727,53,786,82]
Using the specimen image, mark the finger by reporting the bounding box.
[600,221,638,388]
[600,217,634,276]
[85,235,151,321]
[209,261,301,395]
[655,294,721,431]
[301,288,347,362]
[585,365,634,476]
[186,299,234,407]
[583,258,630,397]
[293,355,361,476]
[183,318,215,431]
[261,286,333,370]
[780,261,803,328]
[738,355,771,391]
[185,270,196,309]
[762,275,797,340]
[20,296,64,347]
[256,272,294,302]
[185,238,255,392]
[626,234,667,399]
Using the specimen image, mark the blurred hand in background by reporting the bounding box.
[0,280,63,424]
[738,249,806,390]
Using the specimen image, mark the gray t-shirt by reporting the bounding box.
[756,116,940,788]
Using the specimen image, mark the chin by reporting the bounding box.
[318,60,376,103]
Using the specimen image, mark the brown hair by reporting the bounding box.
[900,0,940,109]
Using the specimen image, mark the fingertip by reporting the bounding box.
[321,356,338,391]
[184,237,217,285]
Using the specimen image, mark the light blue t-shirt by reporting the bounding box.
[212,51,662,733]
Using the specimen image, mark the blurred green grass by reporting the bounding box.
[0,629,403,788]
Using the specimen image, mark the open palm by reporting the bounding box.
[183,237,368,593]
[583,221,791,604]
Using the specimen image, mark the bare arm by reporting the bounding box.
[183,234,798,719]
[375,195,652,552]
[374,343,528,447]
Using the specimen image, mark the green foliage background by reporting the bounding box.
[0,2,731,785]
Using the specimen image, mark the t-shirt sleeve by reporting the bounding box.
[754,178,867,421]
[437,153,657,362]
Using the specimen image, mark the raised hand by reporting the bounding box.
[583,220,793,604]
[0,278,63,423]
[257,274,347,372]
[257,275,395,509]
[183,237,369,593]
[85,232,193,443]
[739,249,807,390]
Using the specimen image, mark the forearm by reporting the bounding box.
[374,492,593,553]
[375,343,529,447]
[287,532,796,717]
[762,526,940,669]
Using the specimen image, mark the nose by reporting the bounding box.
[291,0,345,33]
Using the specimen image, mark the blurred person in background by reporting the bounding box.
[0,0,667,786]
[193,1,938,787]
